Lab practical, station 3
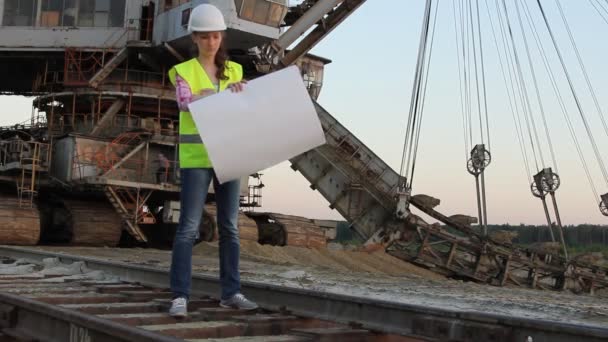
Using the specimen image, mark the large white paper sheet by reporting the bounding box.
[188,65,326,184]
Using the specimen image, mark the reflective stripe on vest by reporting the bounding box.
[180,134,203,144]
[168,58,243,168]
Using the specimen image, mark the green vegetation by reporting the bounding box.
[333,221,608,255]
[566,244,608,258]
[487,224,608,257]
[487,224,608,247]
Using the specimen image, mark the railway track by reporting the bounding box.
[0,246,606,341]
[0,252,409,342]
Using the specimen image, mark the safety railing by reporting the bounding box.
[0,123,48,136]
[106,68,170,89]
[50,113,94,135]
[36,68,172,91]
[141,117,179,136]
[112,115,142,132]
[126,18,154,42]
[96,18,155,48]
[72,151,179,186]
[0,140,50,169]
[63,48,107,85]
[49,113,177,137]
[33,70,65,91]
[242,173,264,208]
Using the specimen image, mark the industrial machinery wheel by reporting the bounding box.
[64,199,123,246]
[257,222,287,246]
[600,199,608,217]
[41,198,123,247]
[0,193,40,245]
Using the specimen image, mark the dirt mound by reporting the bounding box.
[194,240,444,280]
[528,242,561,254]
[573,252,606,267]
[490,230,518,245]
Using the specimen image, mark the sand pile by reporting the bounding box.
[193,240,443,280]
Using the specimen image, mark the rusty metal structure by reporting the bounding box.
[0,0,332,248]
[0,0,607,296]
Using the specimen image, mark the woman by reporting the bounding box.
[167,3,257,318]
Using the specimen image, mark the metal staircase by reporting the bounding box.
[89,47,129,88]
[16,142,48,208]
[96,131,150,175]
[96,131,152,243]
[104,185,152,242]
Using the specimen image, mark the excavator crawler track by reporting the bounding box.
[0,193,40,245]
[246,212,330,248]
[204,204,259,243]
[63,199,123,247]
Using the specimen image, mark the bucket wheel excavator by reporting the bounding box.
[0,0,606,294]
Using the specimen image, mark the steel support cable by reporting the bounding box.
[495,0,538,173]
[399,9,427,178]
[536,0,608,186]
[514,0,559,173]
[461,0,473,152]
[410,0,441,187]
[476,0,492,150]
[458,0,477,160]
[590,0,608,25]
[400,0,432,180]
[496,0,538,182]
[467,0,486,147]
[467,0,491,233]
[454,0,470,161]
[457,0,472,158]
[495,0,536,175]
[502,3,560,251]
[455,0,490,232]
[403,10,430,182]
[502,0,546,171]
[556,0,608,139]
[498,0,542,172]
[485,0,533,183]
[520,0,600,202]
[601,0,608,14]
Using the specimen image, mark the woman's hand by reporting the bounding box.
[199,89,215,97]
[228,80,247,93]
[192,89,215,102]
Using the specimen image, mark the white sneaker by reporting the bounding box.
[219,293,258,310]
[169,297,187,318]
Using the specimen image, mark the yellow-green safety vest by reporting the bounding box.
[168,58,243,168]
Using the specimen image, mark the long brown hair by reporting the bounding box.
[214,32,229,81]
[192,31,229,81]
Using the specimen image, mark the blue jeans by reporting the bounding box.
[170,168,241,300]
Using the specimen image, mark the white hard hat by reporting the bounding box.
[188,4,227,32]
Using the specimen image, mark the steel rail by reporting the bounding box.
[0,292,183,342]
[0,245,607,342]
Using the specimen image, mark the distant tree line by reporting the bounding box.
[487,224,608,247]
[334,221,608,248]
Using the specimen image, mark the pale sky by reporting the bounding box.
[262,0,608,225]
[2,0,608,225]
